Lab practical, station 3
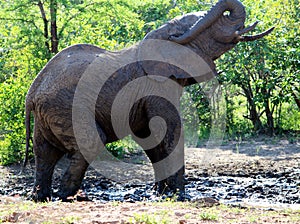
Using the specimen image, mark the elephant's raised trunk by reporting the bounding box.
[170,0,246,44]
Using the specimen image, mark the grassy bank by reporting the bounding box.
[1,197,300,223]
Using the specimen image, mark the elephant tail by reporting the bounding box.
[22,100,33,170]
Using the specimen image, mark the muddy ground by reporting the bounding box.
[0,137,299,223]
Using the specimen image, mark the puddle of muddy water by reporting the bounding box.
[1,144,299,209]
[77,170,299,209]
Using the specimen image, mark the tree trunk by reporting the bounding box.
[292,91,300,110]
[249,100,263,131]
[37,1,50,55]
[264,99,274,135]
[242,86,263,131]
[261,86,274,135]
[50,0,58,54]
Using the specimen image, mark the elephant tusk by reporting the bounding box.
[235,21,259,36]
[238,27,275,41]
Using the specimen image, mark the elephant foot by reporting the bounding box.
[74,190,91,202]
[155,182,187,201]
[155,168,187,201]
[57,151,89,201]
[56,190,77,202]
[57,189,90,202]
[32,185,52,202]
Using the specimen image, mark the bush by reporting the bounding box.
[106,136,140,159]
[0,75,28,164]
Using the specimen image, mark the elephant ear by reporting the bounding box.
[143,12,203,41]
[139,12,215,83]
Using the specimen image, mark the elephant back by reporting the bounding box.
[27,44,107,102]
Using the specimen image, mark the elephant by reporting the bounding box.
[25,0,273,201]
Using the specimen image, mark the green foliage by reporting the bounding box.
[280,103,300,131]
[172,0,212,13]
[106,136,139,158]
[0,76,27,164]
[0,0,175,164]
[0,42,45,164]
[217,0,300,136]
[58,0,147,50]
[183,85,211,143]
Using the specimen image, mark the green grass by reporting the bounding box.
[131,210,171,224]
[60,216,81,224]
[199,211,218,221]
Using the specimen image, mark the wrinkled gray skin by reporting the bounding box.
[25,0,273,201]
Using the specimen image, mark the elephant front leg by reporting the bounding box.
[142,124,185,198]
[155,165,185,196]
[58,151,89,201]
[133,97,186,199]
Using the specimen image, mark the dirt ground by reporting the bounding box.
[1,197,300,224]
[186,137,300,177]
[0,137,299,223]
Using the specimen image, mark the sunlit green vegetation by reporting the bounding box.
[0,0,299,165]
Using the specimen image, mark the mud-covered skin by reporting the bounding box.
[26,0,273,201]
[27,45,185,201]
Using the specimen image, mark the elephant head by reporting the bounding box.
[141,0,274,83]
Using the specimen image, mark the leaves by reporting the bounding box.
[216,0,300,135]
[0,0,174,165]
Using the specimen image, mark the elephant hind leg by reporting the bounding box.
[33,127,64,202]
[58,151,89,201]
[58,122,106,201]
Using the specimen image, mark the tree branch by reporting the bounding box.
[50,0,58,53]
[0,17,34,25]
[58,2,97,39]
[37,1,50,52]
[0,17,40,32]
[292,91,300,109]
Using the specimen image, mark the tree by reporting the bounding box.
[0,0,172,165]
[217,0,299,135]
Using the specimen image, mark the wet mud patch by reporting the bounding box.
[0,138,299,208]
